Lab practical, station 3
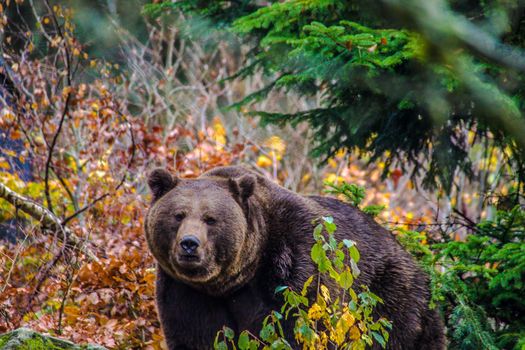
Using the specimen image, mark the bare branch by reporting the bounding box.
[0,181,99,262]
[44,91,71,214]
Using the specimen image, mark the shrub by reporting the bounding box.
[397,204,525,350]
[214,214,391,350]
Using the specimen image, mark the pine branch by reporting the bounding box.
[0,182,99,262]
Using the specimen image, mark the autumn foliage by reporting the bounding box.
[1,1,524,349]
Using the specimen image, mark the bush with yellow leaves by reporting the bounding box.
[214,214,391,350]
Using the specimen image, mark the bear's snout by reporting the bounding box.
[180,235,200,255]
[172,231,208,271]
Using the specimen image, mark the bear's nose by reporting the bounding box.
[180,235,200,254]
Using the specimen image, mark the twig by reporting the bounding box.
[24,243,66,316]
[383,221,463,227]
[452,208,478,231]
[44,91,71,214]
[0,230,29,294]
[56,265,78,335]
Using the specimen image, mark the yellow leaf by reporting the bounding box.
[333,312,355,345]
[328,158,337,169]
[324,173,345,184]
[307,303,323,320]
[3,149,16,157]
[0,160,11,170]
[335,149,346,158]
[94,170,106,178]
[257,155,272,168]
[64,305,80,317]
[349,325,360,340]
[62,86,72,97]
[264,135,286,161]
[212,117,226,149]
[301,173,311,184]
[320,284,331,302]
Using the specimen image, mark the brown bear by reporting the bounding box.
[144,165,445,350]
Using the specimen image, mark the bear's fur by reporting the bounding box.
[145,166,445,350]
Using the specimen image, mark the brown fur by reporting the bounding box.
[145,166,445,350]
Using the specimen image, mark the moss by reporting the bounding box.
[0,328,107,350]
[0,333,12,348]
[15,336,65,350]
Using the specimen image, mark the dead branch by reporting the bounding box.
[0,182,99,262]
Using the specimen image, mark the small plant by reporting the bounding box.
[214,216,391,350]
[324,181,385,217]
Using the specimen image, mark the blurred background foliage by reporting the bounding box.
[0,0,524,349]
[145,0,525,194]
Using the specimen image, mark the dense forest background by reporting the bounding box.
[0,0,524,349]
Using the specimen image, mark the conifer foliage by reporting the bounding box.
[145,0,525,192]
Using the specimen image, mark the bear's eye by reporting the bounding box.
[204,217,217,225]
[174,213,185,222]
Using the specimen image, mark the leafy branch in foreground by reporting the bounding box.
[214,216,391,350]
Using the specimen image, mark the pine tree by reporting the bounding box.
[145,0,525,193]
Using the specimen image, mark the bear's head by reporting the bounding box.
[145,168,266,296]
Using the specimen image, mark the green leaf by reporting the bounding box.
[238,331,250,350]
[349,245,360,263]
[349,288,358,302]
[339,267,354,289]
[362,333,373,345]
[329,266,340,281]
[351,259,361,277]
[215,341,228,350]
[324,222,337,235]
[275,285,288,294]
[322,216,334,224]
[343,239,355,248]
[313,223,323,240]
[334,249,345,269]
[270,338,289,349]
[311,242,324,264]
[371,331,387,348]
[301,275,314,296]
[260,324,275,341]
[328,235,338,250]
[363,204,386,217]
[318,255,332,273]
[224,327,235,340]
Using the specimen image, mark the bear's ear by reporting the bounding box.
[148,168,178,201]
[228,174,256,201]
